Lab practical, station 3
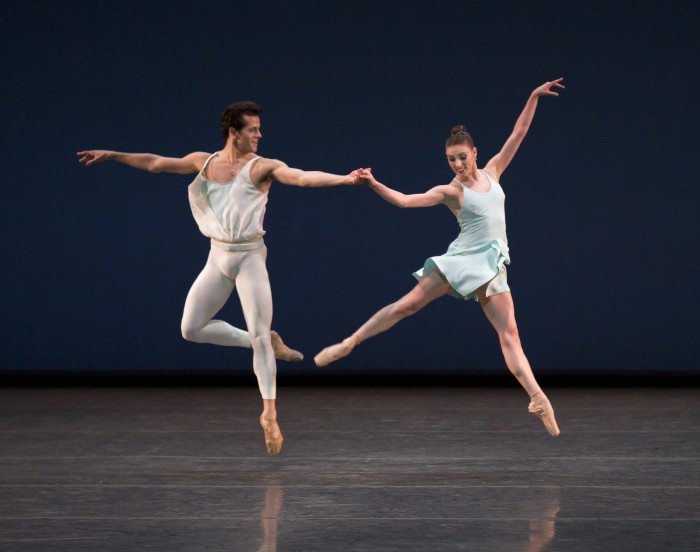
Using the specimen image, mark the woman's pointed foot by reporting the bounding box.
[271,330,303,362]
[528,392,560,437]
[260,415,284,455]
[314,335,359,367]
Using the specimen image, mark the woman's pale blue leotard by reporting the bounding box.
[413,170,510,301]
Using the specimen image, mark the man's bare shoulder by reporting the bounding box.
[251,157,290,177]
[254,157,286,168]
[248,157,284,187]
[184,151,214,172]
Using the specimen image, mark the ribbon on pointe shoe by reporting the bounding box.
[313,334,361,367]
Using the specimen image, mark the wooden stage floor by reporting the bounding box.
[1,385,699,551]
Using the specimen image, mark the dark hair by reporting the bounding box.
[445,125,474,148]
[220,101,262,138]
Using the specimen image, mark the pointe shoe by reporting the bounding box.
[528,392,560,437]
[314,335,359,367]
[271,330,303,362]
[260,415,284,456]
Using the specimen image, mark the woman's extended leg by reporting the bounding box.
[477,288,560,436]
[314,269,452,366]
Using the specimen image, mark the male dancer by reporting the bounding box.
[78,101,360,455]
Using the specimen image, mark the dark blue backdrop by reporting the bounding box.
[2,1,698,378]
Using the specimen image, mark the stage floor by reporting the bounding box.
[1,385,699,551]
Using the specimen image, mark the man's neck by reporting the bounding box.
[221,140,253,165]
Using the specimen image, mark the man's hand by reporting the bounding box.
[346,169,362,185]
[76,150,114,166]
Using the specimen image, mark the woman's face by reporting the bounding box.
[445,144,477,179]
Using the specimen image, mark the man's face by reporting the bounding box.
[232,115,262,153]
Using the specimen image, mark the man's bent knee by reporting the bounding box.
[249,331,272,351]
[181,325,201,342]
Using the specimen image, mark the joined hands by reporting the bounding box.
[346,168,376,186]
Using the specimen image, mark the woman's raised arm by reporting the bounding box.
[485,78,564,180]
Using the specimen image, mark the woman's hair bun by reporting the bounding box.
[445,125,474,148]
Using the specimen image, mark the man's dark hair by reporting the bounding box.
[220,101,262,138]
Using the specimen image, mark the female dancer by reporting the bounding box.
[314,79,565,436]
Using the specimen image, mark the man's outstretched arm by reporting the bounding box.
[77,150,209,174]
[253,158,360,187]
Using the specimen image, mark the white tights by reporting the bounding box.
[180,244,276,399]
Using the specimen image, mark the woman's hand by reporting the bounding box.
[532,78,565,97]
[358,168,377,186]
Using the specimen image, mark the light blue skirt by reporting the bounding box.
[413,239,510,301]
